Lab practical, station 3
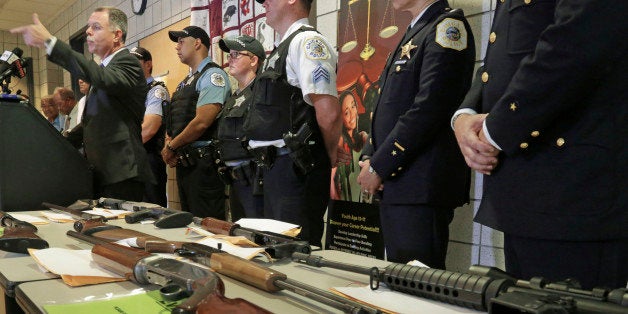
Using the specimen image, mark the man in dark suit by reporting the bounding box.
[452,0,628,289]
[358,0,474,267]
[12,7,154,201]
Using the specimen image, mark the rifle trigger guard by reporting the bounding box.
[160,284,186,301]
[369,267,380,290]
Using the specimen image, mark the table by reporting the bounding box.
[1,212,480,314]
[0,213,195,313]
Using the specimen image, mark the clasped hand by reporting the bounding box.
[453,113,499,175]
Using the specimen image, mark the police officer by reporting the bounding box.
[161,26,231,219]
[453,0,628,289]
[357,0,474,267]
[131,46,169,207]
[216,35,266,220]
[247,0,342,246]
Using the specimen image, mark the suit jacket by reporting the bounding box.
[460,0,628,240]
[49,41,154,186]
[363,0,474,207]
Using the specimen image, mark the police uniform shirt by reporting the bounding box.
[194,57,231,108]
[279,18,338,104]
[145,76,169,116]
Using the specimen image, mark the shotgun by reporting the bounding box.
[67,230,268,313]
[69,231,381,313]
[0,210,49,253]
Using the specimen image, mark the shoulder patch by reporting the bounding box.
[435,18,468,51]
[210,72,226,87]
[303,37,330,60]
[154,87,167,100]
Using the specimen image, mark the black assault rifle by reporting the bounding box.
[292,252,628,314]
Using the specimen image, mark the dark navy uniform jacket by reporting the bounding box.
[460,0,628,240]
[363,0,474,207]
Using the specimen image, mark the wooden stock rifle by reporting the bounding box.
[67,230,269,313]
[68,231,381,313]
[0,210,48,253]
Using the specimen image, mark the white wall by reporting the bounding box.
[1,0,502,272]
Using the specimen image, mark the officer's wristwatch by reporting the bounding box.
[368,166,377,175]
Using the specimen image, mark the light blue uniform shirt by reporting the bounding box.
[145,76,169,116]
[195,57,230,108]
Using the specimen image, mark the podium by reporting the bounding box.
[0,99,92,210]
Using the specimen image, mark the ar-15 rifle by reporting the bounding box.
[292,252,628,314]
[67,231,269,313]
[194,217,311,259]
[69,231,381,313]
[0,210,49,253]
[99,198,193,228]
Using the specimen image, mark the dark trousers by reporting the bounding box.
[379,203,454,268]
[504,234,628,289]
[263,154,330,247]
[230,177,264,221]
[143,151,167,207]
[176,154,225,219]
[95,178,145,201]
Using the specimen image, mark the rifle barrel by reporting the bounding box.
[275,278,380,314]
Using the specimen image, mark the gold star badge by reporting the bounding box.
[400,39,417,60]
[510,103,517,111]
[391,150,397,156]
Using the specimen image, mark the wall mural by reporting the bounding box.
[333,0,410,202]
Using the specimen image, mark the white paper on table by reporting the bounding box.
[39,211,74,222]
[30,248,123,278]
[8,213,49,225]
[186,226,216,237]
[83,207,132,219]
[195,237,268,261]
[235,218,300,234]
[332,285,480,314]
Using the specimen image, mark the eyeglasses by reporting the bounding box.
[227,51,253,60]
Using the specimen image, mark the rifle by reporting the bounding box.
[100,198,193,228]
[66,231,269,313]
[194,216,311,259]
[42,202,108,222]
[72,218,168,248]
[292,252,628,314]
[69,231,381,313]
[0,210,49,253]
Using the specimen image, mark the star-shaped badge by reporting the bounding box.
[400,39,417,59]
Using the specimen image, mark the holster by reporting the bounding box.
[249,146,277,169]
[177,145,215,168]
[252,166,264,196]
[217,165,232,185]
[288,145,316,175]
[231,162,254,186]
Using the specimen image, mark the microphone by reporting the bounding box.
[0,48,27,83]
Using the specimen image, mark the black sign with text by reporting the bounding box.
[325,200,384,259]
